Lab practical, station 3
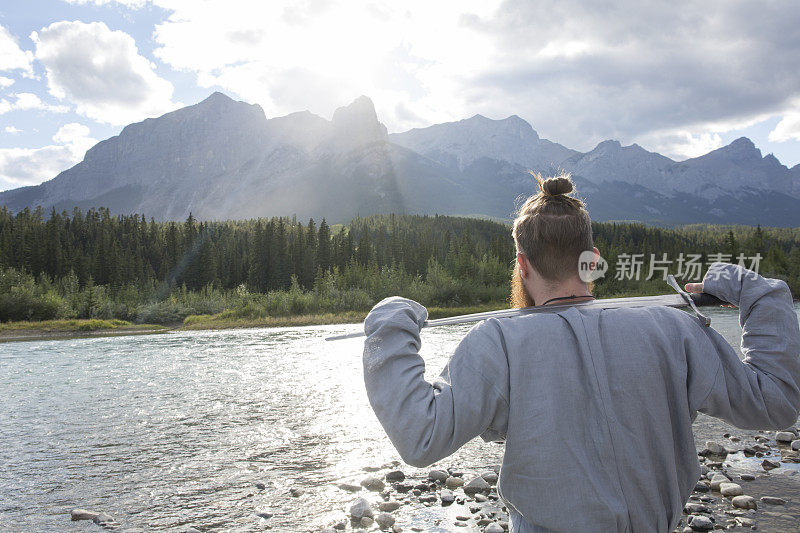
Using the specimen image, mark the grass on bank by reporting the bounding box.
[182,302,510,330]
[0,318,167,333]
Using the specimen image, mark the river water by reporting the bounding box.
[1,304,799,532]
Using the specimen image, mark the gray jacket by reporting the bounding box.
[362,262,800,532]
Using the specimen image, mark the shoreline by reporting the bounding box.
[0,319,170,343]
[0,303,508,342]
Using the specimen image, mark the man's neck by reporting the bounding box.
[531,278,593,306]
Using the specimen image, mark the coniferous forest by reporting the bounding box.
[1,206,799,325]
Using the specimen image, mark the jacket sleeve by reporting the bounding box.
[685,262,800,429]
[362,296,510,468]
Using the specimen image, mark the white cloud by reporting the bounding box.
[0,123,97,187]
[638,130,724,161]
[769,108,800,143]
[63,0,148,8]
[144,0,800,150]
[0,92,70,114]
[4,126,22,134]
[0,76,14,88]
[150,0,499,131]
[0,25,34,76]
[31,20,178,125]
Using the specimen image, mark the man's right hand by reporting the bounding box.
[684,282,703,293]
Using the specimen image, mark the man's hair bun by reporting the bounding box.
[538,174,574,196]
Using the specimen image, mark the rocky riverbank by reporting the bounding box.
[67,425,800,532]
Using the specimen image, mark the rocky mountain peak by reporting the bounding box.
[718,137,760,159]
[330,95,388,146]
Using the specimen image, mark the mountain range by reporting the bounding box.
[2,92,799,226]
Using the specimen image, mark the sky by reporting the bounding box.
[1,0,799,192]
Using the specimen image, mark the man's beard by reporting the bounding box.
[510,262,535,308]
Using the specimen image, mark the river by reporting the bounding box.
[1,304,800,532]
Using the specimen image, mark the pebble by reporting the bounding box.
[693,482,709,493]
[385,470,405,482]
[445,476,465,489]
[361,476,385,492]
[762,459,781,470]
[792,440,800,451]
[375,513,396,529]
[71,509,99,521]
[395,483,413,493]
[485,524,504,533]
[760,496,786,505]
[705,441,725,455]
[684,503,708,513]
[350,498,374,520]
[255,482,266,490]
[463,476,491,495]
[379,500,401,512]
[474,493,488,502]
[739,474,755,481]
[93,512,116,525]
[709,474,730,491]
[440,489,455,504]
[361,517,374,528]
[731,495,757,510]
[719,483,743,497]
[481,471,499,485]
[289,487,305,497]
[333,521,346,530]
[428,470,449,483]
[775,431,795,442]
[418,494,437,503]
[256,512,273,519]
[337,483,361,492]
[688,515,713,531]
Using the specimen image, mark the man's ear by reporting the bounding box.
[516,252,528,279]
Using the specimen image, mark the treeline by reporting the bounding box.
[0,206,798,324]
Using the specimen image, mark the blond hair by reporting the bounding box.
[512,172,593,282]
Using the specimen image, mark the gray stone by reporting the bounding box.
[463,476,491,495]
[689,515,713,531]
[379,500,401,512]
[337,483,361,492]
[481,471,499,485]
[445,476,465,489]
[731,495,757,510]
[684,503,708,514]
[440,489,455,504]
[71,509,99,521]
[705,441,725,455]
[775,431,795,442]
[385,470,405,482]
[375,513,396,529]
[428,470,448,483]
[719,483,743,497]
[485,524,504,533]
[791,440,800,451]
[290,487,305,497]
[709,474,730,491]
[739,474,755,481]
[350,498,373,520]
[256,511,273,519]
[762,458,781,470]
[361,476,385,492]
[360,517,374,528]
[93,513,116,525]
[255,482,266,490]
[760,496,786,505]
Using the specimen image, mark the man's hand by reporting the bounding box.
[684,282,703,293]
[685,282,736,308]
